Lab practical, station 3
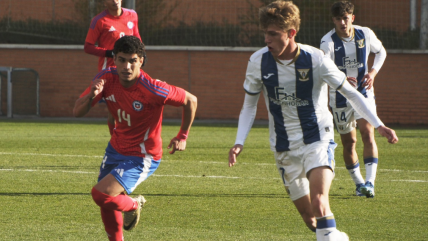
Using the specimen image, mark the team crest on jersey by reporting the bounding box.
[297,69,310,81]
[127,21,134,29]
[133,101,143,111]
[356,39,365,48]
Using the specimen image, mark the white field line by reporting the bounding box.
[0,151,427,175]
[0,168,427,182]
[0,152,104,158]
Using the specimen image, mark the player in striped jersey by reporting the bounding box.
[84,0,142,136]
[320,1,387,198]
[228,1,397,240]
[74,36,197,241]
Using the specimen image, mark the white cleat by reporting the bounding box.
[123,195,146,231]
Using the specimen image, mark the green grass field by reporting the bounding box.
[0,119,427,241]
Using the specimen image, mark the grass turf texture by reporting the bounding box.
[0,119,427,240]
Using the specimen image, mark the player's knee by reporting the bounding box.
[92,187,110,207]
[360,132,376,146]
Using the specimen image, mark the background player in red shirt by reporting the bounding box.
[84,0,141,135]
[74,36,197,241]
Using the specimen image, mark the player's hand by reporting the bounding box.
[377,126,399,144]
[168,137,187,154]
[91,79,106,98]
[229,144,243,167]
[346,77,358,88]
[362,70,377,90]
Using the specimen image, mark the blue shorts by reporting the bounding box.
[98,143,160,194]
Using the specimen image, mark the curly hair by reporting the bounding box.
[331,1,354,17]
[113,35,146,58]
[259,1,300,33]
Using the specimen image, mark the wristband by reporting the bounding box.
[105,50,114,58]
[176,129,189,140]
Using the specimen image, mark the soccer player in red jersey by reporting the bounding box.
[84,0,141,135]
[74,36,197,241]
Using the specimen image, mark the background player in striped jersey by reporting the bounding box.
[74,36,197,241]
[320,1,387,198]
[84,0,141,135]
[228,1,397,240]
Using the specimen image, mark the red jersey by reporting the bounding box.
[85,8,141,71]
[80,68,186,160]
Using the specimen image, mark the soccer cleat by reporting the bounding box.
[123,195,146,231]
[355,183,365,196]
[361,181,375,198]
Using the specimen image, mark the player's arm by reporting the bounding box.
[337,80,398,143]
[84,42,113,58]
[363,29,387,90]
[321,57,398,144]
[229,59,262,166]
[167,91,197,154]
[73,79,105,117]
[229,93,260,167]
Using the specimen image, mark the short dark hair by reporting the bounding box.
[113,35,145,58]
[331,1,354,17]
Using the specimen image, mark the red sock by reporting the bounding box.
[100,207,123,241]
[91,187,138,212]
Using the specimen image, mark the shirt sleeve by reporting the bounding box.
[85,17,101,45]
[132,12,141,41]
[337,81,384,128]
[320,39,333,59]
[243,60,263,95]
[84,42,107,57]
[235,93,260,145]
[319,56,347,90]
[165,84,186,107]
[368,28,387,73]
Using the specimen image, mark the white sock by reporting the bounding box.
[364,158,379,184]
[346,161,365,185]
[316,214,337,241]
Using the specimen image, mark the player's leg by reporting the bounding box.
[292,192,316,232]
[275,152,316,232]
[333,106,365,195]
[91,144,159,240]
[356,118,378,198]
[305,140,349,241]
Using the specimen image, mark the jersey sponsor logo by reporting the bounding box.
[270,87,309,107]
[263,73,275,79]
[133,101,143,111]
[105,94,116,102]
[297,69,310,81]
[338,57,363,70]
[127,21,134,29]
[356,39,365,48]
[334,46,342,51]
[109,26,116,32]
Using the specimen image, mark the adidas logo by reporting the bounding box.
[106,95,116,102]
[109,26,116,32]
[115,168,124,177]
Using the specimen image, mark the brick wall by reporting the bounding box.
[0,46,427,124]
